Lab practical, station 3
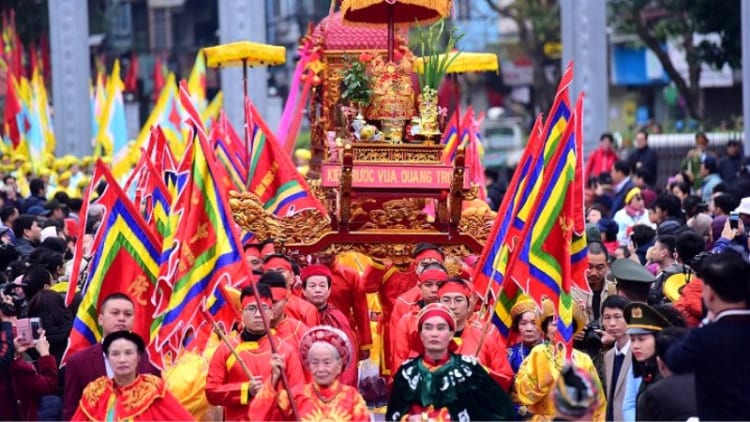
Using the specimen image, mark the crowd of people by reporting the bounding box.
[0,129,749,421]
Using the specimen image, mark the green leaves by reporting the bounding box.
[340,57,372,107]
[412,19,464,90]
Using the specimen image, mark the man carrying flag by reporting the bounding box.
[206,283,305,421]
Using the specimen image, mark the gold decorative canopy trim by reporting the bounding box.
[340,0,452,28]
[413,52,499,74]
[204,41,286,68]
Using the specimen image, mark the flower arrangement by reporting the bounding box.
[413,19,463,91]
[340,56,373,109]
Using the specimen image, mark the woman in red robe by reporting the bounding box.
[249,326,370,421]
[72,331,193,421]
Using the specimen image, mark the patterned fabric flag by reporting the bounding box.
[210,111,248,192]
[474,64,575,338]
[474,115,543,337]
[2,72,22,148]
[95,60,130,181]
[134,73,185,158]
[138,158,173,243]
[151,118,249,363]
[247,98,327,216]
[441,107,473,164]
[201,91,223,131]
[63,161,161,366]
[187,49,207,113]
[504,106,582,347]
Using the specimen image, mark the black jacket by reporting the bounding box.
[638,373,697,421]
[718,154,744,184]
[628,146,659,185]
[665,310,750,421]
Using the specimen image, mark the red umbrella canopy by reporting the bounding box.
[340,0,452,27]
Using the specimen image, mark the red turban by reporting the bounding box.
[417,303,456,332]
[299,326,353,369]
[300,264,333,281]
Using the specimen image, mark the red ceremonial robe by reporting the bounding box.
[286,294,321,328]
[249,380,370,421]
[318,304,359,387]
[71,374,193,421]
[328,261,372,353]
[206,333,305,421]
[363,261,419,375]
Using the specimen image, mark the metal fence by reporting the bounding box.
[643,132,745,188]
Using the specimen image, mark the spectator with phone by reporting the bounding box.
[0,290,19,420]
[11,329,59,421]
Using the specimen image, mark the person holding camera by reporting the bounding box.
[10,329,59,420]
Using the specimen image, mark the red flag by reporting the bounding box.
[124,52,139,93]
[247,98,327,216]
[3,73,21,147]
[152,55,165,103]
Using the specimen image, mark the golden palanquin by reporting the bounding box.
[230,9,494,262]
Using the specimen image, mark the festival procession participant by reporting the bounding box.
[249,326,370,421]
[438,277,514,390]
[63,293,161,421]
[206,284,305,421]
[315,251,372,360]
[364,243,444,376]
[386,303,514,421]
[389,264,448,372]
[620,302,673,421]
[507,295,543,374]
[301,264,359,387]
[242,243,266,274]
[506,295,544,420]
[72,331,193,421]
[263,253,320,327]
[514,298,606,421]
[258,271,310,346]
[390,262,448,331]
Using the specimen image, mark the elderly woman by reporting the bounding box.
[72,331,193,421]
[514,298,606,421]
[249,326,370,421]
[507,295,543,420]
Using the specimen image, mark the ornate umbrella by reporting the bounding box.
[204,41,286,150]
[340,0,452,61]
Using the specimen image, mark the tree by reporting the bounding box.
[609,0,741,120]
[483,0,561,113]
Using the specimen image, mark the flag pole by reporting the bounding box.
[203,309,255,380]
[249,280,301,420]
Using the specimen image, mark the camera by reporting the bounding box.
[578,321,603,357]
[0,282,24,317]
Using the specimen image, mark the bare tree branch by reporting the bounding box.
[632,6,701,119]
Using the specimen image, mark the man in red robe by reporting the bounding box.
[263,254,320,327]
[437,278,514,391]
[301,264,359,387]
[258,271,310,346]
[316,252,372,360]
[206,284,305,421]
[363,243,444,375]
[390,263,449,331]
